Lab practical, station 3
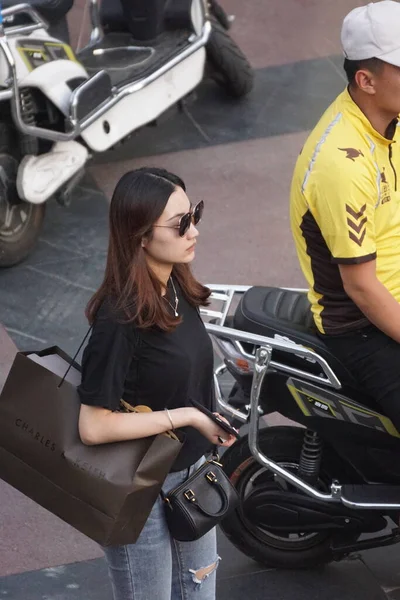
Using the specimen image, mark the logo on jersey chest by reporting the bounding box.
[380,168,391,204]
[338,147,364,161]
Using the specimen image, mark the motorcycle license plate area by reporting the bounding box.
[16,39,78,71]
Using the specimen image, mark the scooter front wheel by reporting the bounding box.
[208,0,232,30]
[0,152,45,268]
[220,427,359,569]
[206,17,253,98]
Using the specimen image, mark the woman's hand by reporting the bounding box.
[190,408,238,448]
[213,412,239,447]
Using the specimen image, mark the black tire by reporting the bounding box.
[206,17,254,98]
[208,0,231,29]
[220,427,357,569]
[0,124,45,268]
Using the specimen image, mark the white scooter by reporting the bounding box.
[0,0,253,267]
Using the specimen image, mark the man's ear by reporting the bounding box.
[354,68,377,95]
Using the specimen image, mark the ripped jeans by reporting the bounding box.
[103,457,219,600]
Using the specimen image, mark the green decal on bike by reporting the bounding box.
[17,39,79,72]
[287,384,311,416]
[287,378,400,437]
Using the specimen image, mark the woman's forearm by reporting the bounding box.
[79,405,197,445]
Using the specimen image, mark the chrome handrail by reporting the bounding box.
[213,363,250,423]
[0,33,23,128]
[206,323,341,389]
[0,89,12,101]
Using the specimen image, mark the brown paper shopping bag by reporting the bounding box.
[0,344,183,546]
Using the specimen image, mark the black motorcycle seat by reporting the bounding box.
[100,0,168,40]
[1,0,73,23]
[233,286,360,388]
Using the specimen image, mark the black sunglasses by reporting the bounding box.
[154,200,204,237]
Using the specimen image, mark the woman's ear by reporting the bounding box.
[141,228,153,249]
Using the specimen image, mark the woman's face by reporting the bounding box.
[142,186,200,266]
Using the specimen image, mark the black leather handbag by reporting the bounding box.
[161,456,239,542]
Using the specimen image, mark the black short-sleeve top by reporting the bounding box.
[77,282,214,471]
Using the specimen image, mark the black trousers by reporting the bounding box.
[321,325,400,430]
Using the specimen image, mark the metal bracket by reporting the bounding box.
[1,3,48,36]
[247,346,337,502]
[88,0,104,48]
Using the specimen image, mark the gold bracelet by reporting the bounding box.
[165,408,175,430]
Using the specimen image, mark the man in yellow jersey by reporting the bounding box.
[290,0,400,428]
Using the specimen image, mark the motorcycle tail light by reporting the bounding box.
[212,336,254,374]
[235,358,250,372]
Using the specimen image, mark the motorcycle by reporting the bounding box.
[0,0,253,267]
[200,284,400,568]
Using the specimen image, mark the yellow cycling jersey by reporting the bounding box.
[290,88,400,335]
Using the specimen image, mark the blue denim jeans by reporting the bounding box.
[103,457,220,600]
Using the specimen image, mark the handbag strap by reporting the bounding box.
[58,300,143,389]
[58,325,93,388]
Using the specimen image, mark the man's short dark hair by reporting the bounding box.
[343,57,384,86]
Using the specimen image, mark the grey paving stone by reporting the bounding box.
[0,552,387,600]
[217,559,387,600]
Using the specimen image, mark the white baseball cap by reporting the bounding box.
[341,1,400,66]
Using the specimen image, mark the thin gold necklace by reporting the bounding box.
[164,277,179,316]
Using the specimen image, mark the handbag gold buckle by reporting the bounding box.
[206,471,218,483]
[184,489,196,502]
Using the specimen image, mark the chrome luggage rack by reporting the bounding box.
[200,285,341,424]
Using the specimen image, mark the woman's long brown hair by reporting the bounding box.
[86,167,210,331]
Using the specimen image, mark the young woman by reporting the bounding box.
[77,167,236,600]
